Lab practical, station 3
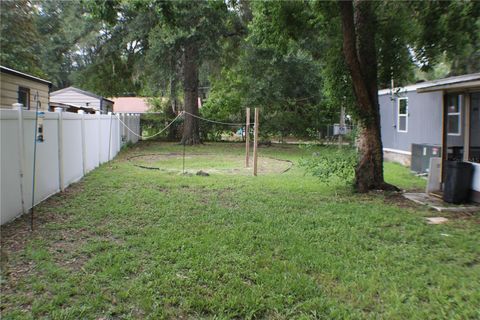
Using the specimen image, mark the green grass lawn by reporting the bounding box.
[1,142,479,319]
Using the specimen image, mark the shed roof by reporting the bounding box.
[111,97,151,113]
[51,86,114,104]
[0,65,52,87]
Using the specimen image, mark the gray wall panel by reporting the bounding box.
[379,90,443,152]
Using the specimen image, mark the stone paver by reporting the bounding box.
[403,193,480,213]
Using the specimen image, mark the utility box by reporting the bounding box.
[411,143,442,173]
[333,124,351,136]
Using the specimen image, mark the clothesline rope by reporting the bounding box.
[116,110,245,140]
[116,111,185,139]
[183,111,244,126]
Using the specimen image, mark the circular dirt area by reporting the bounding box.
[129,153,292,175]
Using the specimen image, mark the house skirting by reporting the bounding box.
[383,148,411,166]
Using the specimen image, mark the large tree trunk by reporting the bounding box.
[339,0,397,192]
[180,42,201,145]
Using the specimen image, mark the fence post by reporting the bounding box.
[133,114,136,142]
[134,114,138,143]
[129,113,133,143]
[96,111,101,165]
[138,114,143,139]
[137,114,140,142]
[55,107,65,191]
[126,113,131,143]
[78,110,87,174]
[253,108,259,176]
[117,113,121,151]
[245,108,250,167]
[13,103,27,214]
[108,111,113,160]
[133,114,137,143]
[121,113,125,146]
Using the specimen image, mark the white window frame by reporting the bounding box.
[447,95,462,136]
[397,97,408,133]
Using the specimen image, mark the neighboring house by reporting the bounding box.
[111,97,151,113]
[50,86,114,114]
[0,66,52,110]
[379,73,480,202]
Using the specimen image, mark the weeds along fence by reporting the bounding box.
[0,105,141,225]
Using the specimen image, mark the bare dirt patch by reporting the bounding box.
[129,153,293,175]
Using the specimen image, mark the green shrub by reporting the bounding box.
[299,144,357,184]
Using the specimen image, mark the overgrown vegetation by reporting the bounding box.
[2,142,478,319]
[300,145,358,185]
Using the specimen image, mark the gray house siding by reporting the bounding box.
[51,91,100,109]
[379,90,443,153]
[50,87,113,113]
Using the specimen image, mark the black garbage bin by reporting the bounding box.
[443,161,473,204]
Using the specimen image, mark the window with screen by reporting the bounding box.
[447,94,461,135]
[18,87,30,110]
[397,98,408,132]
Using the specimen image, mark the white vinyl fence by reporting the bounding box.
[0,105,141,225]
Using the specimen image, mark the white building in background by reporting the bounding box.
[50,86,114,114]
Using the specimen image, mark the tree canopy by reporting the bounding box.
[2,0,478,94]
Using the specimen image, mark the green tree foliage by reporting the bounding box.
[375,1,417,87]
[203,1,334,138]
[68,0,156,96]
[314,2,357,119]
[140,97,182,141]
[88,0,237,143]
[35,0,98,89]
[0,0,43,76]
[146,0,232,144]
[410,0,480,75]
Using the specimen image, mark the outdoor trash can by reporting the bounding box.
[443,161,473,204]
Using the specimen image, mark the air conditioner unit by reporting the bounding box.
[411,143,442,173]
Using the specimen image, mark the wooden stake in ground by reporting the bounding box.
[245,107,250,167]
[253,108,259,176]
